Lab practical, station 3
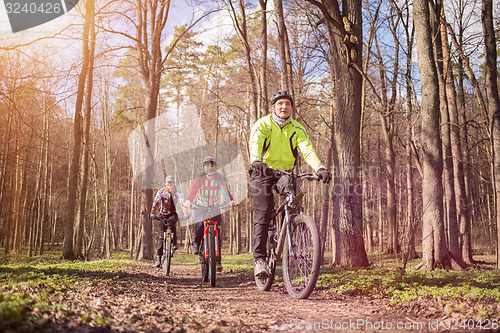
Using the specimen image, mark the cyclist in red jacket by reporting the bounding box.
[183,156,236,271]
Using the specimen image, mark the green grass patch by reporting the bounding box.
[317,264,500,317]
[0,251,134,331]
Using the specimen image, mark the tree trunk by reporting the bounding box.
[259,0,268,118]
[0,106,14,254]
[439,5,470,264]
[76,4,96,258]
[284,28,294,98]
[402,3,418,260]
[430,1,459,262]
[309,0,368,266]
[381,116,398,254]
[481,0,500,269]
[129,169,135,258]
[39,98,51,256]
[413,0,449,270]
[63,0,94,259]
[11,135,22,253]
[226,0,260,120]
[320,101,333,262]
[378,183,384,253]
[135,0,172,260]
[274,0,289,91]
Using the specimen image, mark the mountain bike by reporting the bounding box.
[152,215,175,276]
[190,203,230,287]
[254,170,322,299]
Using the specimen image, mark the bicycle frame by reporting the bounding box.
[191,203,229,286]
[269,190,297,263]
[269,172,310,260]
[259,171,319,271]
[190,204,225,256]
[151,215,175,275]
[202,219,219,259]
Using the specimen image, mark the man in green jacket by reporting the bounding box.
[249,90,332,277]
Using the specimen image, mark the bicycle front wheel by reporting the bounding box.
[163,235,172,276]
[282,214,320,299]
[208,227,217,287]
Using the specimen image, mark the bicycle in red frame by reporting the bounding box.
[190,203,229,287]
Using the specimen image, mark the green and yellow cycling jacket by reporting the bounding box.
[249,114,325,171]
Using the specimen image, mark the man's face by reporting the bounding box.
[272,98,292,119]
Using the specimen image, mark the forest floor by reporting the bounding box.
[45,256,490,332]
[48,260,443,333]
[1,251,499,332]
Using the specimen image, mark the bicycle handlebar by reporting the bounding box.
[273,169,322,181]
[189,202,233,211]
[150,213,186,221]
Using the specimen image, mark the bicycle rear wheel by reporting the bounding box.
[208,227,217,287]
[163,234,172,276]
[282,214,320,299]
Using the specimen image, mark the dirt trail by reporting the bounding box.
[53,259,464,333]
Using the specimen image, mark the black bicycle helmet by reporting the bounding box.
[270,90,294,107]
[202,156,216,166]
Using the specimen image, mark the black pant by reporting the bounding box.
[250,169,284,261]
[192,208,222,262]
[157,214,178,257]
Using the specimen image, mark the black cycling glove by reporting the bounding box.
[317,168,332,184]
[250,161,269,174]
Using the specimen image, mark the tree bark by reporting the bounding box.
[63,0,94,259]
[274,0,289,91]
[413,0,449,270]
[481,0,500,269]
[76,2,96,258]
[308,0,368,266]
[259,0,268,118]
[136,0,172,260]
[320,100,333,262]
[226,0,260,120]
[429,1,459,262]
[439,5,470,264]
